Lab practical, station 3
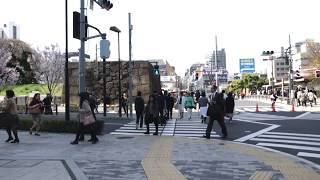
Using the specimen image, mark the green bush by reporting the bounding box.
[15,119,104,135]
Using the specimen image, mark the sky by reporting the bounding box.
[1,0,320,77]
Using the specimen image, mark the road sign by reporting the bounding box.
[240,58,255,73]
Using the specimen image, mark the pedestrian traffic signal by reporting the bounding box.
[315,70,320,78]
[195,73,199,80]
[262,51,274,56]
[154,64,160,76]
[73,11,88,40]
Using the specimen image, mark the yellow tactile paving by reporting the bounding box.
[142,137,186,180]
[226,143,320,180]
[249,171,273,180]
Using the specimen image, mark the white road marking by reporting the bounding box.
[234,125,280,142]
[264,132,320,138]
[258,135,320,142]
[257,143,320,151]
[294,112,311,119]
[297,152,320,158]
[250,138,320,146]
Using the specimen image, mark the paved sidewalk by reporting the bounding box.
[0,129,319,179]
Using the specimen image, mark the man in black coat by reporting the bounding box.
[134,91,145,129]
[203,85,228,139]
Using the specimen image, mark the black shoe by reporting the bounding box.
[144,132,150,134]
[92,138,99,144]
[70,140,78,145]
[34,133,40,136]
[153,132,158,136]
[5,137,13,143]
[202,135,210,139]
[10,139,19,143]
[88,137,99,142]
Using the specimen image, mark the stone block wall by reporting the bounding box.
[63,61,160,106]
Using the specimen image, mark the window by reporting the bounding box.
[276,68,280,71]
[13,25,17,39]
[281,68,284,70]
[286,68,289,71]
[276,62,280,65]
[280,62,284,65]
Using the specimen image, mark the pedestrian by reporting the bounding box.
[203,85,227,139]
[198,91,209,123]
[89,92,99,114]
[225,92,235,123]
[120,93,128,117]
[184,92,195,120]
[177,92,185,119]
[2,90,20,143]
[307,90,316,107]
[157,91,166,125]
[28,93,44,136]
[71,92,98,144]
[167,93,175,119]
[195,90,201,106]
[134,91,145,129]
[42,93,53,115]
[144,95,159,135]
[221,90,227,100]
[313,89,317,105]
[163,91,170,120]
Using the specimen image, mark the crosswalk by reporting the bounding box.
[247,131,320,159]
[235,106,294,113]
[110,115,220,138]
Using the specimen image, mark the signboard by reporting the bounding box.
[239,58,255,73]
[160,76,176,82]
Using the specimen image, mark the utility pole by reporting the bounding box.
[128,13,133,118]
[215,35,218,87]
[288,34,293,104]
[65,0,70,121]
[79,0,86,93]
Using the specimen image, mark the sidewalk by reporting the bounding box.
[0,127,319,180]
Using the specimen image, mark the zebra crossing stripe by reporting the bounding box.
[234,125,280,142]
[256,143,320,152]
[258,135,320,142]
[250,138,320,146]
[264,132,320,138]
[297,152,320,158]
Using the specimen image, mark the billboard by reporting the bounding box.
[239,58,255,73]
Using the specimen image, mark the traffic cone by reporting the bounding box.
[271,103,276,112]
[256,103,259,112]
[291,102,295,112]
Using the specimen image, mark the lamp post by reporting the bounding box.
[110,26,122,117]
[65,0,70,121]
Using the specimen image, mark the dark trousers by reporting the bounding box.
[121,104,128,117]
[146,117,158,133]
[167,108,173,119]
[6,126,19,140]
[205,115,227,138]
[75,123,97,141]
[136,111,143,128]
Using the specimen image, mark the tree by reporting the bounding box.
[0,39,39,85]
[34,44,64,95]
[0,44,19,90]
[306,40,320,69]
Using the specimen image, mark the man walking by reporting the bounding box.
[134,91,145,129]
[203,85,227,139]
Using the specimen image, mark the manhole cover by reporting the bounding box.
[116,136,134,139]
[218,143,225,145]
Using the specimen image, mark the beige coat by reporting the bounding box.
[79,100,92,123]
[4,98,18,115]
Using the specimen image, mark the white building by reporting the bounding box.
[0,22,20,39]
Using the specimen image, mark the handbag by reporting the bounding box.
[83,114,95,125]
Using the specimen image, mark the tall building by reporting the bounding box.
[0,22,20,39]
[211,48,226,70]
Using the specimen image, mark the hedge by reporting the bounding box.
[3,119,104,135]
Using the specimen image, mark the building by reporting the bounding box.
[292,39,320,81]
[210,48,226,70]
[0,22,20,39]
[273,56,290,82]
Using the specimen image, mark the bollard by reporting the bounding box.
[56,104,58,115]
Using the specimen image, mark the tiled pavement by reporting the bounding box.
[0,130,319,179]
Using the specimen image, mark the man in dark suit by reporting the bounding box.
[203,85,228,139]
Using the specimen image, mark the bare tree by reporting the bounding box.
[0,42,19,89]
[306,40,320,68]
[35,44,64,95]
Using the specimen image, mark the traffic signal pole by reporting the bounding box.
[79,0,86,93]
[288,35,293,105]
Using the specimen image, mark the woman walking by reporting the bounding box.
[177,92,185,119]
[184,92,195,120]
[225,92,235,123]
[144,95,159,135]
[3,90,20,143]
[29,93,44,136]
[198,91,209,123]
[71,92,98,144]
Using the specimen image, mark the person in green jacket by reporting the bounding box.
[184,92,195,120]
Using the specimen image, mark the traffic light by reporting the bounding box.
[154,64,160,76]
[315,70,320,78]
[262,51,274,56]
[100,39,110,59]
[98,0,113,10]
[73,11,88,40]
[195,73,199,80]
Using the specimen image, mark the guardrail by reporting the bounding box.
[244,95,290,103]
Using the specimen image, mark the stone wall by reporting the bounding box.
[64,61,160,106]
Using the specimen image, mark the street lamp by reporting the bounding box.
[109,26,122,117]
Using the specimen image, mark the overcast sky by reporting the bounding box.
[1,0,320,76]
